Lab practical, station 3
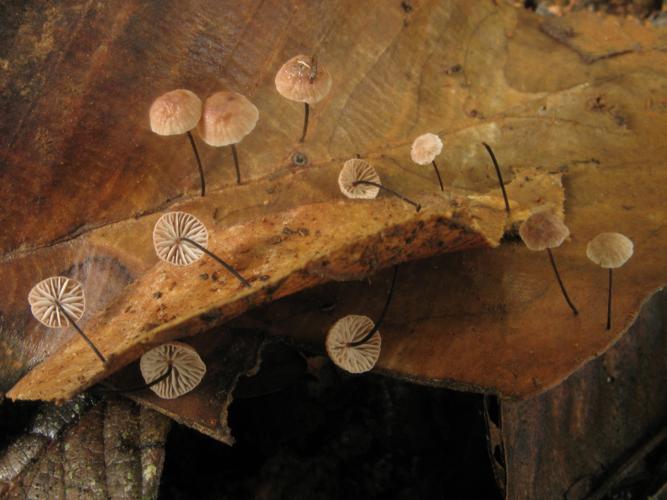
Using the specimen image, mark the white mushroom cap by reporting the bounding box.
[338,159,381,200]
[28,276,85,328]
[149,89,202,136]
[197,91,259,147]
[274,55,332,104]
[153,211,209,266]
[325,315,381,374]
[586,232,634,269]
[140,342,207,399]
[519,210,570,251]
[410,133,443,165]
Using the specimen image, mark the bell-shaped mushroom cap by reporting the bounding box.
[153,211,209,266]
[410,133,443,165]
[519,210,570,251]
[274,55,332,104]
[197,91,259,147]
[149,89,202,136]
[586,232,634,269]
[325,315,381,374]
[338,159,381,200]
[140,342,206,399]
[28,276,85,328]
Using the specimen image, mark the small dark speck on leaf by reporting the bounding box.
[401,1,413,13]
[259,275,270,281]
[152,291,162,299]
[291,152,308,166]
[445,63,463,75]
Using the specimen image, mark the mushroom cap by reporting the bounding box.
[586,232,634,269]
[519,210,570,251]
[153,211,209,266]
[197,91,259,147]
[325,315,381,374]
[338,159,381,200]
[140,341,207,399]
[274,55,332,104]
[28,276,85,329]
[410,133,443,165]
[149,89,202,136]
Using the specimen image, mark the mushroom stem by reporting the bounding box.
[607,268,613,330]
[546,248,578,316]
[482,142,510,214]
[432,160,444,192]
[181,237,251,288]
[231,143,241,185]
[300,102,310,143]
[100,364,173,393]
[349,266,398,347]
[56,303,107,364]
[187,131,206,196]
[352,180,421,212]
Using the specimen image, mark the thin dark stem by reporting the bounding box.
[300,102,310,143]
[56,303,107,364]
[181,237,251,288]
[187,131,206,196]
[349,266,399,347]
[482,142,510,213]
[432,160,444,191]
[547,248,578,316]
[231,143,241,185]
[352,180,421,212]
[607,268,612,330]
[99,364,173,393]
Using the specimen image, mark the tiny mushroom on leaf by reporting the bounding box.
[139,342,206,399]
[149,89,207,196]
[28,276,107,364]
[275,54,332,142]
[197,91,259,185]
[153,211,251,287]
[519,210,579,316]
[586,232,634,330]
[410,133,444,192]
[338,159,421,211]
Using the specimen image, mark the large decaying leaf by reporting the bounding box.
[1,1,667,401]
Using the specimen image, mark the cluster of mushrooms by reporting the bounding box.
[25,54,635,401]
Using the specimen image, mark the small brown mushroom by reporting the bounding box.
[411,133,444,191]
[197,91,259,185]
[586,232,634,330]
[149,89,207,196]
[153,211,251,287]
[28,276,106,363]
[275,54,332,142]
[139,342,206,399]
[519,210,578,315]
[338,159,421,211]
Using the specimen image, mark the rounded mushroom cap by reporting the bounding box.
[197,91,259,147]
[586,232,634,269]
[153,211,209,266]
[274,55,332,104]
[519,210,570,251]
[28,276,85,328]
[140,341,207,399]
[410,133,443,165]
[338,159,381,200]
[149,89,202,136]
[325,315,381,374]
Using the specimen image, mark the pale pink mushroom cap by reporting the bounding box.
[28,276,85,329]
[275,55,332,104]
[153,211,209,266]
[140,342,207,399]
[586,232,634,269]
[410,133,443,165]
[519,210,570,251]
[149,89,202,136]
[197,91,259,147]
[338,159,381,200]
[325,315,381,374]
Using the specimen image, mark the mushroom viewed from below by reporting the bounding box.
[197,91,259,185]
[149,89,207,196]
[275,54,332,142]
[139,342,207,399]
[586,232,634,330]
[411,133,444,192]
